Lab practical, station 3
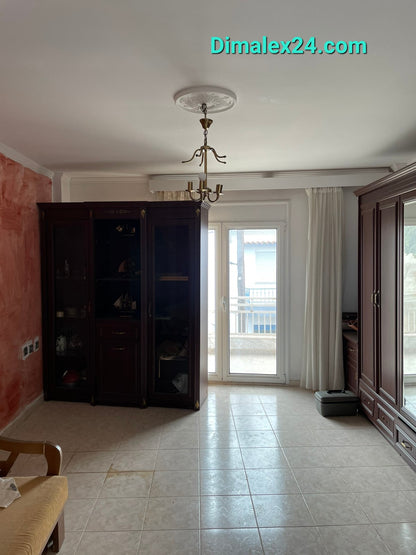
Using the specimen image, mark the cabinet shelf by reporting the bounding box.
[96,277,140,282]
[158,276,189,282]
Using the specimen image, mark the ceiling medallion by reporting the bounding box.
[174,86,237,203]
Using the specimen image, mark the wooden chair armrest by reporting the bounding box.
[0,436,63,477]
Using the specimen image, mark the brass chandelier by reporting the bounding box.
[174,86,237,203]
[183,102,225,203]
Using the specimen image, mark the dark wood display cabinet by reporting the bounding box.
[38,201,208,410]
[356,162,416,470]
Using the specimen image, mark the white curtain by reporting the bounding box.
[154,191,188,201]
[301,187,344,391]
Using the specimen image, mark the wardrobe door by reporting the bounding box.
[378,199,399,406]
[360,202,377,390]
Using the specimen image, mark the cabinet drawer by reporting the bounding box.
[396,420,416,468]
[376,403,394,438]
[97,324,139,340]
[359,387,375,417]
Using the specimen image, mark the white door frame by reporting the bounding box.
[209,220,288,383]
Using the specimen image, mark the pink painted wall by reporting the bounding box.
[0,153,51,430]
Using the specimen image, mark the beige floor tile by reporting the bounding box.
[150,470,199,497]
[344,466,414,493]
[317,524,391,554]
[100,471,153,498]
[267,414,312,430]
[143,497,200,530]
[303,492,370,525]
[155,448,199,470]
[201,495,257,529]
[76,531,141,554]
[199,448,244,470]
[356,491,416,523]
[201,528,263,554]
[65,499,97,531]
[231,404,266,416]
[237,430,279,448]
[65,451,115,473]
[86,498,147,531]
[246,468,300,495]
[282,446,332,468]
[375,522,416,554]
[6,385,416,554]
[275,429,321,447]
[260,526,328,555]
[326,444,406,467]
[117,431,161,450]
[199,430,239,448]
[159,431,199,449]
[110,450,157,471]
[139,530,200,554]
[200,468,249,495]
[198,416,236,431]
[233,415,273,431]
[292,467,350,493]
[252,494,314,527]
[241,447,288,469]
[66,472,106,499]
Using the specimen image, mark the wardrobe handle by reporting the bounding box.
[112,331,127,335]
[375,290,380,307]
[112,347,126,351]
[401,440,412,451]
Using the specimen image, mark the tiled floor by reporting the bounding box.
[4,384,416,554]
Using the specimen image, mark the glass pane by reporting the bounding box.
[403,202,416,415]
[94,220,140,320]
[54,223,89,389]
[228,228,277,375]
[153,224,190,395]
[208,229,216,373]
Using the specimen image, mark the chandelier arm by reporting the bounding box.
[198,149,206,167]
[210,147,227,164]
[182,147,203,164]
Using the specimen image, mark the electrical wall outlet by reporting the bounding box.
[34,336,40,351]
[28,340,34,354]
[21,342,29,360]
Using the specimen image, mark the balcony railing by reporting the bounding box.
[229,295,276,335]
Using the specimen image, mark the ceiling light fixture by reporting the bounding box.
[174,86,237,203]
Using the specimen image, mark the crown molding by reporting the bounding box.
[69,175,148,185]
[149,167,391,192]
[150,167,391,180]
[0,142,54,179]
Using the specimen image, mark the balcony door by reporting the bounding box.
[209,223,286,383]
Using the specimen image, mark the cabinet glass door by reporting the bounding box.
[53,222,89,391]
[94,220,141,320]
[152,223,191,396]
[403,200,416,418]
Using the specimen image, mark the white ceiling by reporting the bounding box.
[1,0,416,178]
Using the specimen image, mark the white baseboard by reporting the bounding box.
[0,394,44,436]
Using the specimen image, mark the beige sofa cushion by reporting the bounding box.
[0,476,68,555]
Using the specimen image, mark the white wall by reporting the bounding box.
[68,177,152,202]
